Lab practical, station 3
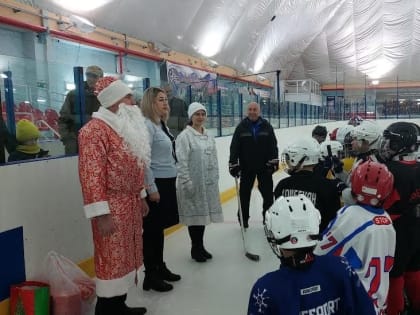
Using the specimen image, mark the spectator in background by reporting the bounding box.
[0,117,17,163]
[8,119,49,162]
[78,77,150,315]
[229,102,278,227]
[311,125,327,143]
[176,102,223,263]
[141,87,181,292]
[163,84,188,138]
[58,65,103,155]
[348,115,363,126]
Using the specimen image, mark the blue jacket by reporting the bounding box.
[248,255,375,315]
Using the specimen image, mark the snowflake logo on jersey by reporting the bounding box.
[252,288,269,313]
[340,256,358,278]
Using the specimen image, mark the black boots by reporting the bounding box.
[143,267,173,292]
[191,245,213,262]
[158,262,181,282]
[124,306,148,315]
[143,263,180,292]
[95,295,147,315]
[191,246,207,262]
[201,247,213,259]
[188,225,212,262]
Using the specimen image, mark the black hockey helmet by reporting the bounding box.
[379,121,419,160]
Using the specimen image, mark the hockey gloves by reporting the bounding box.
[323,156,343,174]
[229,163,241,178]
[266,159,279,174]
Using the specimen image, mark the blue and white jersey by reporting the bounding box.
[314,204,396,314]
[248,255,375,315]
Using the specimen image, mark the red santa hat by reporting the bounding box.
[95,76,133,108]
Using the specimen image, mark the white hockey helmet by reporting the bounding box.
[281,138,321,171]
[351,120,382,150]
[320,140,344,159]
[264,195,321,256]
[336,125,354,145]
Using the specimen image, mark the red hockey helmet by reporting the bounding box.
[351,161,394,206]
[329,128,338,141]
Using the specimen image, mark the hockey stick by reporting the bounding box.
[326,144,338,179]
[234,176,260,262]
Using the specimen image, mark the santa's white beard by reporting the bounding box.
[117,104,151,168]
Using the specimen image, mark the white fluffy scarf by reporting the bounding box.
[92,105,151,168]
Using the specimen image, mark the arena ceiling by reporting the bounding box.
[17,0,420,85]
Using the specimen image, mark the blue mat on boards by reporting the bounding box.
[0,226,25,301]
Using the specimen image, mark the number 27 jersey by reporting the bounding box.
[314,204,396,314]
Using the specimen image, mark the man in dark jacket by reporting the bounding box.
[163,84,188,138]
[0,116,17,163]
[229,102,278,227]
[58,65,103,154]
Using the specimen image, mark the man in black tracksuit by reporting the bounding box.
[229,102,278,228]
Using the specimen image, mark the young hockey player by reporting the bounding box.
[274,137,341,232]
[335,124,356,173]
[312,125,328,143]
[314,161,396,315]
[378,122,420,315]
[248,195,376,315]
[349,120,382,168]
[318,139,345,179]
[341,120,382,204]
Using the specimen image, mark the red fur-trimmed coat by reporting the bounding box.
[78,118,145,297]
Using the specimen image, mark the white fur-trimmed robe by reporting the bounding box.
[175,126,223,225]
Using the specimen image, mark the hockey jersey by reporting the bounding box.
[383,159,420,216]
[274,170,341,232]
[248,255,376,315]
[314,204,396,314]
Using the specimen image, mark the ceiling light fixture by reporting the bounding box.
[207,59,218,68]
[253,57,264,72]
[53,0,111,12]
[154,42,172,53]
[69,15,96,33]
[198,23,228,57]
[365,58,394,79]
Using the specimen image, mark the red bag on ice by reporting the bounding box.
[43,251,95,315]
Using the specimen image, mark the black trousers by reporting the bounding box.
[239,169,273,223]
[143,177,179,271]
[95,295,126,315]
[390,216,420,277]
